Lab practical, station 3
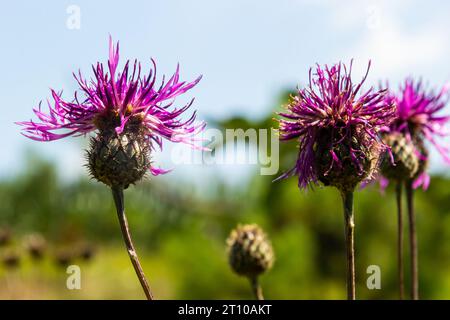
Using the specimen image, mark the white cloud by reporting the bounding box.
[352,22,447,78]
[333,1,449,79]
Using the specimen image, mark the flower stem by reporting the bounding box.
[341,190,356,300]
[405,181,419,300]
[111,186,154,300]
[395,181,405,300]
[249,276,264,300]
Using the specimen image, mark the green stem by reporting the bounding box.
[249,276,264,300]
[340,190,356,300]
[396,182,405,300]
[112,186,154,300]
[405,181,419,300]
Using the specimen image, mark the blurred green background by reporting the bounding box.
[2,0,450,300]
[1,91,449,300]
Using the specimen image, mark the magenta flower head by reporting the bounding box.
[277,61,395,192]
[17,37,205,188]
[380,79,450,189]
[17,37,205,300]
[277,60,395,299]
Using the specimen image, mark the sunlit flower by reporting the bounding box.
[17,37,205,177]
[277,61,395,191]
[17,37,205,299]
[381,79,450,189]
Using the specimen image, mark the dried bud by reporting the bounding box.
[227,224,274,278]
[54,249,74,267]
[380,132,419,181]
[314,128,380,192]
[24,233,47,260]
[2,251,20,269]
[78,244,95,261]
[87,117,150,189]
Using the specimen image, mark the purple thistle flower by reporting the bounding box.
[17,37,206,299]
[277,61,395,190]
[381,78,450,189]
[17,37,205,176]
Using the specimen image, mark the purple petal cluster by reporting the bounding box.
[17,37,205,176]
[382,78,450,189]
[277,61,395,189]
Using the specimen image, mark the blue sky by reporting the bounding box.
[2,0,450,184]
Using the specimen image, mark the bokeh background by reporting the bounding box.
[1,0,450,299]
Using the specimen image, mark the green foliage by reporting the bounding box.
[1,97,450,299]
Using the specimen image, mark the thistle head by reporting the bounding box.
[313,125,383,193]
[54,249,74,267]
[380,132,419,182]
[2,251,21,269]
[381,79,449,189]
[87,119,150,188]
[17,37,206,187]
[24,233,47,260]
[78,243,95,261]
[226,224,274,279]
[277,61,395,191]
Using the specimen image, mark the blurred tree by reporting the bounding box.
[0,89,449,299]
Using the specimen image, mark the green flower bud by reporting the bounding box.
[227,224,274,278]
[87,119,150,189]
[381,132,419,181]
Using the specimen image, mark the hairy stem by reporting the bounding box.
[112,186,154,300]
[249,276,264,300]
[405,181,419,300]
[341,190,356,300]
[396,182,405,300]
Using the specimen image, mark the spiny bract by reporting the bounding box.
[380,132,419,182]
[227,224,274,278]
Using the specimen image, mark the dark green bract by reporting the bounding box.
[87,125,150,189]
